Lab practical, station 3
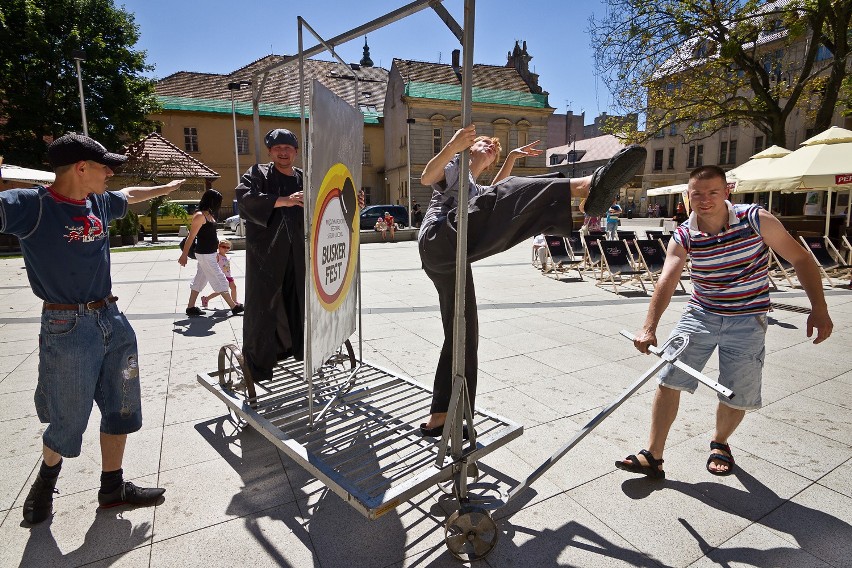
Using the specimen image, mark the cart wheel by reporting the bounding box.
[437,462,480,495]
[324,339,356,371]
[217,344,256,400]
[445,506,498,561]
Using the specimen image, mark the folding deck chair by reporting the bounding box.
[617,230,639,257]
[542,235,583,280]
[582,233,605,278]
[596,239,647,295]
[644,229,665,241]
[634,239,686,292]
[565,231,585,266]
[798,235,852,287]
[842,236,852,265]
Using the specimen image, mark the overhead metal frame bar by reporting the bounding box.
[250,0,450,162]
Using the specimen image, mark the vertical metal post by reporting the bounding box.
[230,89,241,185]
[298,19,314,428]
[73,56,88,137]
[448,0,475,458]
[407,118,415,226]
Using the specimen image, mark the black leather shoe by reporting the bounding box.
[23,474,58,524]
[98,481,165,509]
[584,145,647,217]
[419,423,471,440]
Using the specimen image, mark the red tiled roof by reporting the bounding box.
[393,58,532,93]
[121,132,219,179]
[155,55,388,114]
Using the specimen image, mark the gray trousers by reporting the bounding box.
[418,173,575,414]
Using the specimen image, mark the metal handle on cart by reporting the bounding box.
[505,331,734,504]
[618,330,734,400]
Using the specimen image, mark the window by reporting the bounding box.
[432,128,443,155]
[236,129,249,155]
[668,148,675,169]
[687,144,704,168]
[184,127,198,152]
[754,135,765,155]
[719,140,737,165]
[517,130,528,167]
[653,149,664,171]
[362,143,372,166]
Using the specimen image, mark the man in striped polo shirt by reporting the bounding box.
[617,165,833,479]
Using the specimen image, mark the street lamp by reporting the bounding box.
[227,80,252,185]
[72,49,88,136]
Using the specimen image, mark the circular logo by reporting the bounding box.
[311,163,359,311]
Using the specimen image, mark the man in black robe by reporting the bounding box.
[236,129,305,381]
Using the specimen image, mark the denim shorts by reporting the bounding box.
[658,306,767,410]
[35,302,142,457]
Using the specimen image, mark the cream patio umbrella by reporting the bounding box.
[646,183,687,197]
[727,144,792,212]
[733,126,852,236]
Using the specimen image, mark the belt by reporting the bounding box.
[42,295,119,312]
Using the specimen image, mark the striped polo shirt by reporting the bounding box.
[673,202,770,316]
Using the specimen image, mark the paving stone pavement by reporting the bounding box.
[0,234,850,568]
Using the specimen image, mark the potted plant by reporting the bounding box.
[108,223,123,248]
[117,210,139,246]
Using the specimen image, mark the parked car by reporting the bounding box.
[138,200,198,235]
[225,214,242,232]
[360,205,409,230]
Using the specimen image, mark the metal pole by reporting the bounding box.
[73,56,88,137]
[230,89,241,185]
[407,118,414,226]
[448,0,475,459]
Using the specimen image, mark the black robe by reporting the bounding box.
[236,163,305,382]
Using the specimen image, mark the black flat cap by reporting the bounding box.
[47,134,128,169]
[264,128,299,149]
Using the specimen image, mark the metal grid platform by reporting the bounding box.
[197,357,523,520]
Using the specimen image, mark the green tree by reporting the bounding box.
[590,0,852,147]
[0,0,160,167]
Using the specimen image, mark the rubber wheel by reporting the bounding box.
[217,343,256,399]
[445,506,498,561]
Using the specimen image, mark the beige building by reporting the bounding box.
[642,10,852,216]
[383,42,555,211]
[150,54,388,208]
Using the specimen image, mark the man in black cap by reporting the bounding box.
[0,133,185,524]
[236,128,306,381]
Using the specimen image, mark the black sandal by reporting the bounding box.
[615,449,665,479]
[706,441,735,476]
[583,145,647,216]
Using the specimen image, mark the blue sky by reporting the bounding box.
[120,0,613,122]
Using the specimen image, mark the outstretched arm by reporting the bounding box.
[492,140,543,184]
[757,210,832,343]
[121,179,185,204]
[634,239,688,353]
[421,124,477,186]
